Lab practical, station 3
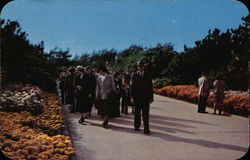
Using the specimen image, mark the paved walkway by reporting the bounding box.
[63,95,249,160]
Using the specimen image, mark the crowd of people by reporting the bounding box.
[58,59,228,135]
[58,60,153,134]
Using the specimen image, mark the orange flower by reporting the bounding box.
[155,85,249,116]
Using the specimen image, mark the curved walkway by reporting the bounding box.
[64,95,249,160]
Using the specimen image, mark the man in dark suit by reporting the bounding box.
[131,60,154,134]
[84,67,97,117]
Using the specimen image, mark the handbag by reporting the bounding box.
[94,98,102,109]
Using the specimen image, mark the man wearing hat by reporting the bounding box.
[84,66,97,117]
[131,60,154,134]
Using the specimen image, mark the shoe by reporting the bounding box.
[144,130,151,134]
[135,128,140,131]
[79,117,85,124]
[102,121,108,128]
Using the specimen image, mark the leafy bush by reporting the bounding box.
[153,77,172,89]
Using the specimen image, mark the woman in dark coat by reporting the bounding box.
[111,72,122,117]
[74,66,90,123]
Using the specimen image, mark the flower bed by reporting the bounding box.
[18,93,65,136]
[0,84,44,115]
[0,84,75,160]
[154,85,249,116]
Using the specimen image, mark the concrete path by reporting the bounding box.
[64,95,249,160]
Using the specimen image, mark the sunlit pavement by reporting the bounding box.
[63,95,249,160]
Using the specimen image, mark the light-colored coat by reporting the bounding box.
[96,74,116,100]
[198,76,210,97]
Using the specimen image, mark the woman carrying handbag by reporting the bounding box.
[96,65,116,128]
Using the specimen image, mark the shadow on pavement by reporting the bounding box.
[108,119,248,152]
[151,131,248,152]
[111,117,197,135]
[150,114,216,126]
[108,114,247,152]
[64,106,247,154]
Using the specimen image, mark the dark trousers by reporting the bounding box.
[134,100,150,131]
[121,99,128,114]
[66,96,74,105]
[198,95,208,113]
[121,103,128,114]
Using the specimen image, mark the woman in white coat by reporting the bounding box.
[96,65,116,128]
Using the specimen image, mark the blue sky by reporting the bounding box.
[1,0,248,57]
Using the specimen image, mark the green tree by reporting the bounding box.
[1,19,40,83]
[0,19,71,92]
[145,43,176,79]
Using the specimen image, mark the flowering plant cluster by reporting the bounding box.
[35,93,65,136]
[154,85,199,103]
[0,84,45,115]
[0,112,75,160]
[0,84,75,160]
[17,93,65,136]
[154,85,249,116]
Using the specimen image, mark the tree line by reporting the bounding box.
[1,16,249,92]
[0,19,72,92]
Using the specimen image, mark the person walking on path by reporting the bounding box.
[121,83,130,115]
[197,72,210,113]
[74,66,89,124]
[131,60,154,134]
[213,73,228,115]
[84,67,97,117]
[122,70,134,114]
[58,67,67,105]
[64,67,76,112]
[112,72,122,117]
[59,75,66,105]
[96,65,116,128]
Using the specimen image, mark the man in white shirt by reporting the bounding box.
[198,72,210,113]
